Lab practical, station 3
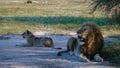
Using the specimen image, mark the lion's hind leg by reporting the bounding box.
[93,54,103,62]
[57,50,68,56]
[69,51,74,56]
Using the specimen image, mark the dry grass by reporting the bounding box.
[0,0,103,17]
[0,0,119,36]
[101,25,120,36]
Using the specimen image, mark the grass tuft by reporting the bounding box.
[26,0,32,4]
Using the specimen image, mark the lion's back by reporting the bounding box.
[33,37,54,47]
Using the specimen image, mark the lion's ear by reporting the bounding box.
[77,31,80,34]
[77,29,81,34]
[26,30,30,34]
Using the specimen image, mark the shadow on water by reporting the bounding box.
[0,16,108,25]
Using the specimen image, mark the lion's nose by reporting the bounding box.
[78,35,82,39]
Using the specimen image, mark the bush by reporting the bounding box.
[103,41,120,66]
[27,0,32,4]
[91,0,120,24]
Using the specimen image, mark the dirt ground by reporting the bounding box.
[0,34,117,68]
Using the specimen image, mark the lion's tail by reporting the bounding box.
[53,47,62,49]
[57,50,68,56]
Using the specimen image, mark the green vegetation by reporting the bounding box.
[103,41,120,66]
[0,0,119,35]
[92,0,120,23]
[0,16,120,35]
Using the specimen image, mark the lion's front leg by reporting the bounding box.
[74,48,80,57]
[93,54,103,62]
[69,51,74,55]
[79,53,90,62]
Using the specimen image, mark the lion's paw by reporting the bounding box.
[94,54,103,62]
[69,51,74,56]
[79,54,90,62]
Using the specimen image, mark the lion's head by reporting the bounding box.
[77,22,104,59]
[22,30,34,39]
[77,23,100,40]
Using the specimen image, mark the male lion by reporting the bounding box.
[57,37,86,57]
[19,30,54,47]
[77,22,104,62]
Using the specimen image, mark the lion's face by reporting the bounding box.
[21,30,33,39]
[77,25,91,39]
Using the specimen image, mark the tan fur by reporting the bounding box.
[77,22,104,62]
[57,37,85,56]
[21,30,54,47]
